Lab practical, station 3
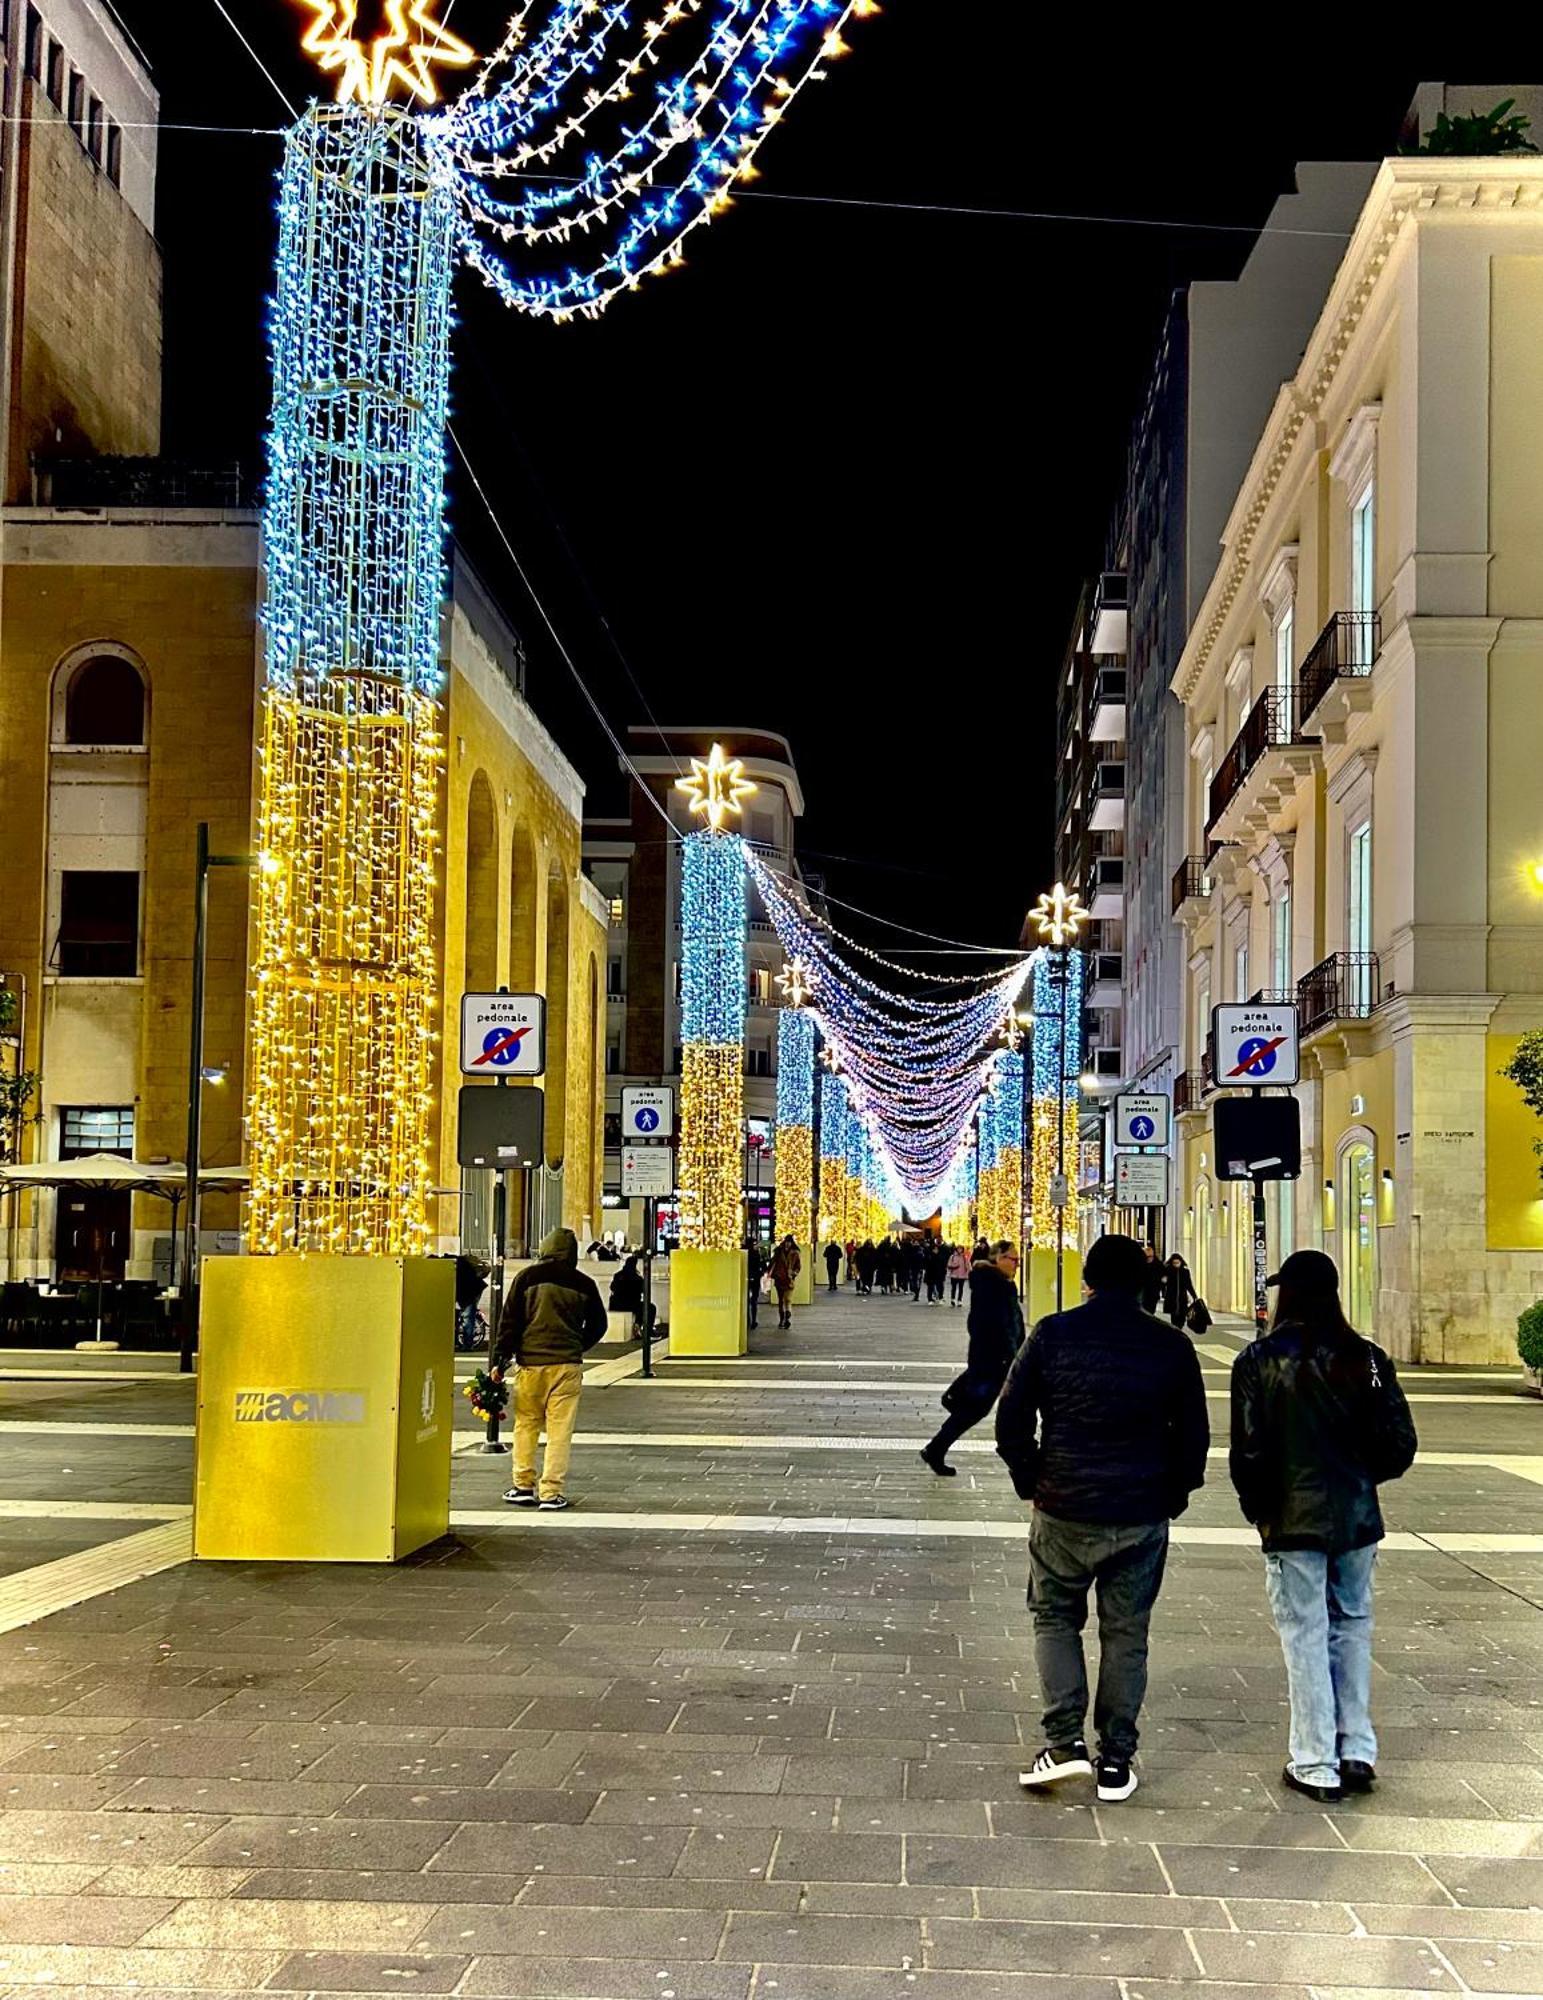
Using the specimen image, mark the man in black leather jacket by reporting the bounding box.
[1230,1249,1417,1803]
[996,1233,1209,1803]
[920,1242,1024,1475]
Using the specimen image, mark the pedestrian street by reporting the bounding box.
[0,1292,1540,1997]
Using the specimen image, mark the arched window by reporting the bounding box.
[463,774,498,994]
[1338,1136,1378,1334]
[64,655,145,747]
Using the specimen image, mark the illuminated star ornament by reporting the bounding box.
[777,956,816,1009]
[999,1012,1024,1052]
[298,0,475,108]
[674,743,758,834]
[1031,881,1090,949]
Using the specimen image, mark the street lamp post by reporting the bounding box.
[180,824,256,1374]
[1029,883,1089,1318]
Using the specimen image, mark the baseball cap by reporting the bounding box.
[1265,1248,1339,1291]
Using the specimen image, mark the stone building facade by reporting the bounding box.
[1172,159,1543,1362]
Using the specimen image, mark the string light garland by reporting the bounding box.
[678,829,748,1251]
[746,847,1031,1217]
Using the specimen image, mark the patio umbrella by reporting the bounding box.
[0,1157,250,1343]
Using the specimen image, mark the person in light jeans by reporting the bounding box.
[1230,1249,1417,1802]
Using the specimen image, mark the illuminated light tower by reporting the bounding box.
[247,1,870,1262]
[1029,882,1089,1316]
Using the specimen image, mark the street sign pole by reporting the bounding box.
[484,987,512,1455]
[642,1195,656,1379]
[1251,1086,1269,1334]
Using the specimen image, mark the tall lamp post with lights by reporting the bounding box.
[1029,883,1089,1316]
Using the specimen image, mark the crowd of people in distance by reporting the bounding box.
[821,1232,974,1304]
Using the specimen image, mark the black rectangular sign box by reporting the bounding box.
[1213,1095,1302,1182]
[458,1085,545,1170]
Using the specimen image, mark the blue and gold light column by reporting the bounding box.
[1030,934,1087,1317]
[819,1068,847,1254]
[995,1051,1025,1255]
[775,1006,816,1306]
[248,107,454,1258]
[672,748,755,1354]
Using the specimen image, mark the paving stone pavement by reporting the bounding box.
[0,1295,1540,1995]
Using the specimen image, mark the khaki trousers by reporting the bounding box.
[512,1363,584,1500]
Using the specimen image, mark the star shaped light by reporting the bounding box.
[299,0,475,109]
[777,956,815,1009]
[674,742,757,833]
[1030,881,1090,950]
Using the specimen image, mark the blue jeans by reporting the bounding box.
[1263,1545,1378,1787]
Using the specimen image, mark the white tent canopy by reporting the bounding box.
[0,1156,249,1195]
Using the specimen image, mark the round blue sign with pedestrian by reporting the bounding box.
[1129,1114,1156,1142]
[634,1106,661,1133]
[478,1024,531,1069]
[1232,1036,1280,1080]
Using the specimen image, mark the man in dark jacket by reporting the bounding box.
[495,1227,608,1511]
[996,1233,1209,1804]
[921,1242,1024,1475]
[1230,1249,1417,1801]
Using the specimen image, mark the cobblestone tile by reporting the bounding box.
[718,1910,920,1966]
[265,1949,473,1990]
[1194,1930,1462,1986]
[428,1823,686,1877]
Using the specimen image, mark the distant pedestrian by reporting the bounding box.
[497,1227,609,1512]
[855,1238,878,1296]
[946,1243,970,1307]
[1161,1253,1197,1330]
[824,1241,842,1292]
[921,1241,1023,1476]
[844,1238,857,1281]
[925,1239,949,1304]
[1140,1243,1163,1316]
[1230,1249,1417,1804]
[746,1239,766,1331]
[875,1237,896,1295]
[905,1237,924,1301]
[770,1237,801,1330]
[998,1233,1209,1803]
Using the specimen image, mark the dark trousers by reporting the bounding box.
[949,1278,965,1304]
[1027,1511,1170,1762]
[925,1374,999,1458]
[826,1266,840,1291]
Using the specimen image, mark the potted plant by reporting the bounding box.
[1519,1302,1543,1397]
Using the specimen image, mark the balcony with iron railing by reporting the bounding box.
[1206,684,1318,841]
[1174,1068,1206,1116]
[1296,952,1381,1036]
[1171,856,1212,917]
[1297,611,1380,732]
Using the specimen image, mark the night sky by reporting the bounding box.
[116,5,1429,954]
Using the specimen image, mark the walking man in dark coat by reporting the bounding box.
[996,1233,1210,1803]
[920,1241,1023,1474]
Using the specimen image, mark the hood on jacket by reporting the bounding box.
[539,1226,580,1264]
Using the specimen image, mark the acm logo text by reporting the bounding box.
[234,1390,368,1426]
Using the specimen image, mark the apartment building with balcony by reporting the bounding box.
[583,727,804,1243]
[1172,156,1543,1361]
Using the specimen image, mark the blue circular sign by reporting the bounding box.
[1129,1114,1156,1142]
[1234,1036,1279,1079]
[634,1106,660,1133]
[481,1026,526,1068]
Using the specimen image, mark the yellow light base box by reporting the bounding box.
[791,1244,815,1308]
[669,1248,749,1356]
[194,1256,455,1564]
[1029,1246,1083,1325]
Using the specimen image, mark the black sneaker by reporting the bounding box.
[1020,1741,1093,1788]
[1096,1755,1138,1802]
[920,1446,957,1479]
[1282,1764,1343,1804]
[538,1495,573,1512]
[1340,1760,1376,1793]
[503,1488,537,1507]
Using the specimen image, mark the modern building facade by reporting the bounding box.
[1172,155,1543,1361]
[584,727,803,1243]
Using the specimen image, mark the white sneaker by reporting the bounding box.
[1020,1741,1093,1788]
[1096,1755,1138,1802]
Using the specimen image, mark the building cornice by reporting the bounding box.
[1172,159,1543,705]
